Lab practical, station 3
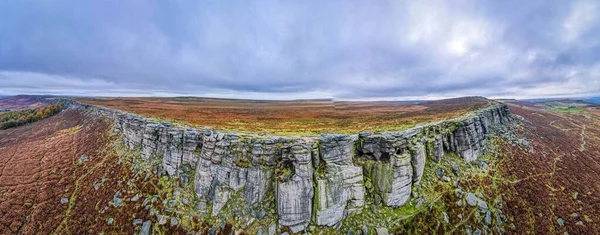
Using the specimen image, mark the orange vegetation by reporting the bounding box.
[77,96,491,135]
[0,110,190,234]
[496,102,600,234]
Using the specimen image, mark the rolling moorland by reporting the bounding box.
[0,95,599,234]
[77,96,491,135]
[0,95,55,113]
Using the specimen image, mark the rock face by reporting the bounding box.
[63,100,512,232]
[277,143,315,233]
[193,132,280,216]
[450,104,512,162]
[314,134,365,226]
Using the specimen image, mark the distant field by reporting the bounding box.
[77,96,491,135]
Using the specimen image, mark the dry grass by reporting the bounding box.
[496,102,600,234]
[77,96,490,135]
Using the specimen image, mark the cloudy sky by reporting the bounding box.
[1,0,599,100]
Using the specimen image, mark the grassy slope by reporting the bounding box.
[495,103,600,234]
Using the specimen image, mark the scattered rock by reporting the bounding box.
[494,197,504,209]
[131,194,141,202]
[451,163,460,175]
[485,211,492,226]
[208,226,217,235]
[132,219,143,225]
[60,198,69,204]
[113,198,123,207]
[362,225,368,235]
[442,176,451,182]
[480,162,488,172]
[256,209,265,219]
[466,193,478,206]
[141,220,151,235]
[170,217,178,226]
[436,168,444,178]
[466,193,488,211]
[168,200,178,207]
[268,223,276,235]
[113,191,122,207]
[181,175,189,185]
[107,218,114,225]
[375,227,389,235]
[465,225,472,235]
[576,221,583,225]
[557,218,564,227]
[156,214,168,225]
[78,155,88,163]
[571,212,579,218]
[474,228,482,235]
[416,198,425,207]
[443,212,449,223]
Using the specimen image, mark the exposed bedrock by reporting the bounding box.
[277,144,315,233]
[62,99,512,231]
[314,134,365,227]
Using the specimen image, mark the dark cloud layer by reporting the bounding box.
[1,0,599,99]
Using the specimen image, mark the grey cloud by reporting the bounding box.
[0,0,599,99]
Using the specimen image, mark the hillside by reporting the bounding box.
[0,95,55,112]
[495,101,600,233]
[1,97,599,234]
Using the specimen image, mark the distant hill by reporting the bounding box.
[585,97,600,104]
[0,95,55,111]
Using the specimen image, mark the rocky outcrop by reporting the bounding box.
[277,143,315,233]
[62,99,512,232]
[313,134,365,227]
[193,132,279,216]
[449,104,512,162]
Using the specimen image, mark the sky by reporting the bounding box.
[1,0,599,100]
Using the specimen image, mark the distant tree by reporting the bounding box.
[0,104,63,130]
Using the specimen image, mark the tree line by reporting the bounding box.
[0,104,63,130]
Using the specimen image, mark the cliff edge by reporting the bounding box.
[61,99,512,233]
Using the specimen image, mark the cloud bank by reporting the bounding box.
[1,0,599,99]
